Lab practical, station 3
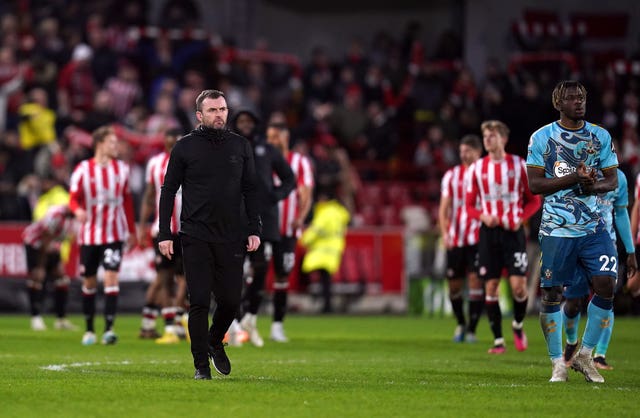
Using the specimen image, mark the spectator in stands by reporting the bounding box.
[18,87,56,167]
[57,43,97,126]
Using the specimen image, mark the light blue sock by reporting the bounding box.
[595,311,614,357]
[562,310,580,345]
[540,310,563,360]
[582,300,613,350]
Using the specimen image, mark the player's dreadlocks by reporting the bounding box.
[552,80,587,111]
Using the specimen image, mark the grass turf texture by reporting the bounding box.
[1,314,638,418]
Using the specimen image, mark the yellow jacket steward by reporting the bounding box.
[300,199,350,275]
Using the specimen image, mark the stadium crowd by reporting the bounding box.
[1,2,640,224]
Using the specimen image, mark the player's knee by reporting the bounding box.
[541,286,563,312]
[592,275,614,299]
[563,297,581,318]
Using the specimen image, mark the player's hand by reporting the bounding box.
[480,214,498,228]
[158,239,173,260]
[137,225,149,248]
[576,162,596,185]
[127,233,138,250]
[626,253,638,279]
[246,235,261,252]
[74,208,87,223]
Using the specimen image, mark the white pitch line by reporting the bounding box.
[41,359,179,371]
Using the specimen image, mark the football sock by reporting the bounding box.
[595,310,614,357]
[161,307,176,327]
[450,295,466,327]
[141,304,159,330]
[28,286,43,316]
[512,297,527,324]
[581,296,613,350]
[104,286,119,332]
[54,279,69,318]
[540,309,563,360]
[562,309,580,345]
[273,285,288,322]
[485,298,503,341]
[82,286,97,332]
[468,291,484,334]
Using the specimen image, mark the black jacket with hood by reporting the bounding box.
[231,110,295,242]
[158,125,262,243]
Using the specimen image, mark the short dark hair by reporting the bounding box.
[195,89,226,112]
[552,80,587,111]
[460,134,482,151]
[267,121,289,132]
[165,127,183,137]
[480,120,510,138]
[92,125,114,149]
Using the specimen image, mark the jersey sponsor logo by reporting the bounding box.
[553,161,575,177]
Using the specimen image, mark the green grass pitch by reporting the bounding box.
[1,314,639,417]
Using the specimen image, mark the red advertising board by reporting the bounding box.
[0,223,404,294]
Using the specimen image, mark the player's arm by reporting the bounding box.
[526,162,595,195]
[271,150,296,203]
[631,198,639,245]
[438,194,452,247]
[614,203,637,276]
[581,166,618,195]
[521,163,542,221]
[68,168,86,222]
[293,183,313,230]
[137,180,155,247]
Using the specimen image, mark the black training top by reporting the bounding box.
[158,125,262,243]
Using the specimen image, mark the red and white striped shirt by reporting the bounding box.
[69,158,136,245]
[145,151,182,236]
[22,205,77,249]
[274,151,314,238]
[465,153,539,231]
[441,164,480,247]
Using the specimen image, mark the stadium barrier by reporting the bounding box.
[0,223,407,314]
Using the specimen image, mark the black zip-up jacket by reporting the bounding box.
[158,125,262,243]
[251,138,296,241]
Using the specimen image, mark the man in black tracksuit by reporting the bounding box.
[158,90,262,380]
[230,110,295,347]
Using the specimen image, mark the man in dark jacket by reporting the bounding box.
[229,109,295,347]
[158,90,261,380]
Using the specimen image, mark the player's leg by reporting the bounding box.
[446,247,466,342]
[478,226,504,353]
[155,267,180,344]
[25,245,46,330]
[240,243,269,347]
[52,257,76,330]
[271,238,295,342]
[465,246,483,343]
[562,269,588,365]
[538,235,578,382]
[507,228,529,352]
[79,245,101,344]
[209,241,246,376]
[572,232,616,382]
[101,243,123,345]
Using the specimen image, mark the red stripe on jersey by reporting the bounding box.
[441,164,479,247]
[22,206,76,248]
[275,152,314,238]
[70,158,132,245]
[469,154,528,231]
[146,152,181,236]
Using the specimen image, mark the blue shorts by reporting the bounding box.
[539,231,617,289]
[563,265,590,299]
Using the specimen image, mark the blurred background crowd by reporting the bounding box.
[1,0,640,231]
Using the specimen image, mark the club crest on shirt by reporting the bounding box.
[543,268,552,281]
